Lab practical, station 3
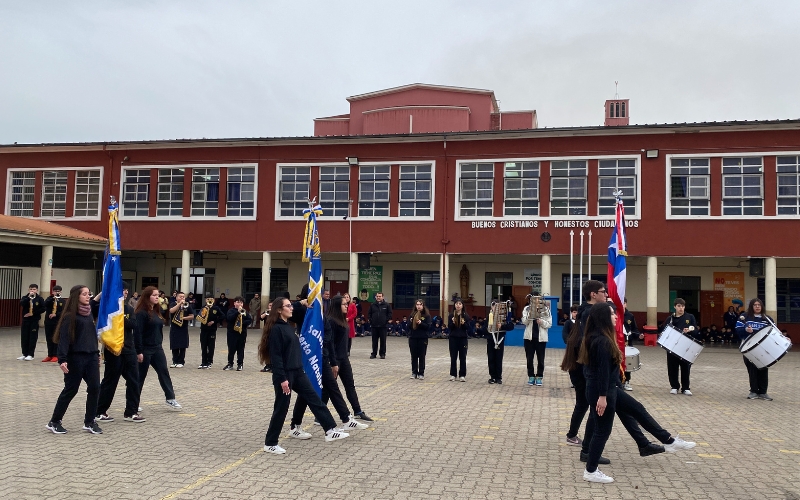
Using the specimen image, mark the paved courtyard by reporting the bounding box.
[1,327,798,499]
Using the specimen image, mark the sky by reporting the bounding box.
[1,0,799,144]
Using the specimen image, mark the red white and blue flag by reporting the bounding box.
[606,193,628,368]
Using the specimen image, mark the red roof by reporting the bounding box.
[0,214,107,243]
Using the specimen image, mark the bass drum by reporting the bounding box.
[658,325,704,364]
[741,326,793,369]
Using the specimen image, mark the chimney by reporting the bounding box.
[604,99,629,126]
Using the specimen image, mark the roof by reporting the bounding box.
[346,83,498,108]
[0,214,107,249]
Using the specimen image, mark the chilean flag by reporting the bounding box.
[607,195,628,370]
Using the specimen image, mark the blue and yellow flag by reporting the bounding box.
[98,201,125,355]
[299,204,325,396]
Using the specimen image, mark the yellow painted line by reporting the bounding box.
[178,414,196,417]
[697,453,723,458]
[225,399,241,403]
[697,442,709,446]
[485,417,503,421]
[489,410,505,413]
[372,418,388,422]
[473,436,495,440]
[160,448,262,500]
[204,406,220,410]
[387,410,399,413]
[21,402,37,406]
[676,431,699,435]
[493,403,509,406]
[4,392,17,395]
[480,426,499,430]
[763,438,784,442]
[779,450,800,454]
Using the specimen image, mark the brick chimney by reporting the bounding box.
[604,99,629,126]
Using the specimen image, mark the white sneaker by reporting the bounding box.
[175,364,184,368]
[343,418,368,430]
[16,356,26,360]
[583,469,614,483]
[459,377,466,382]
[664,436,696,453]
[138,406,144,412]
[170,363,177,368]
[24,356,33,361]
[670,389,678,395]
[410,373,417,379]
[324,428,350,442]
[288,427,312,439]
[683,390,693,396]
[623,382,633,391]
[418,375,425,381]
[264,445,286,454]
[449,375,456,381]
[165,399,182,410]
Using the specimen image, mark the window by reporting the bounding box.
[777,156,800,215]
[279,166,310,217]
[9,171,36,216]
[393,270,439,310]
[41,171,68,217]
[459,163,493,217]
[758,278,800,323]
[550,160,587,215]
[319,166,349,217]
[74,170,101,217]
[122,169,150,217]
[503,162,539,216]
[227,166,255,217]
[191,168,219,216]
[598,159,636,215]
[358,165,390,217]
[157,169,184,216]
[399,164,432,217]
[670,158,710,216]
[722,157,762,216]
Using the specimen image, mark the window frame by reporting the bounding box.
[398,163,433,218]
[5,167,104,220]
[457,162,495,218]
[225,165,257,218]
[156,168,186,217]
[597,159,637,216]
[358,164,392,218]
[318,165,350,218]
[550,160,588,217]
[392,269,440,311]
[776,155,800,217]
[40,170,69,218]
[667,157,711,217]
[73,170,102,218]
[503,161,539,217]
[190,167,220,217]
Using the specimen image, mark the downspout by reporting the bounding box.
[441,135,450,314]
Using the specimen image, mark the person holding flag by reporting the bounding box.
[606,190,628,379]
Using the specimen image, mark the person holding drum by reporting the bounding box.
[622,298,641,391]
[660,298,697,395]
[735,298,773,401]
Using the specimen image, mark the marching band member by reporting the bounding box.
[486,304,511,385]
[135,287,182,410]
[223,296,251,371]
[260,299,274,372]
[168,292,195,368]
[19,284,46,361]
[43,285,65,362]
[197,296,224,369]
[448,298,469,382]
[622,298,641,391]
[408,299,432,380]
[735,298,773,401]
[660,298,697,395]
[522,295,552,386]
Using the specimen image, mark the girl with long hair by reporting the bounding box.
[735,298,774,400]
[324,295,371,420]
[135,286,181,410]
[46,285,103,435]
[408,299,432,380]
[448,298,469,381]
[343,292,357,354]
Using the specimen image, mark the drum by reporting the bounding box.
[740,326,793,369]
[658,325,704,364]
[625,346,641,371]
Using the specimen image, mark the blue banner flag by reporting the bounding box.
[98,201,125,355]
[299,204,325,396]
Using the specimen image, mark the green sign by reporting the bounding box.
[358,266,383,301]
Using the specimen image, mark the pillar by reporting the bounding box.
[40,245,53,296]
[349,252,358,299]
[180,250,191,294]
[441,253,450,314]
[765,257,777,319]
[540,254,551,295]
[261,251,271,303]
[646,256,658,326]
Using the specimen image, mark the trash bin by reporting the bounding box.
[643,325,658,346]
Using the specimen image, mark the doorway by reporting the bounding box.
[669,276,701,322]
[172,268,216,299]
[325,269,349,297]
[699,290,724,328]
[485,272,513,307]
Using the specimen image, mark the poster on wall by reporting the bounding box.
[358,266,383,301]
[524,268,542,294]
[713,272,745,312]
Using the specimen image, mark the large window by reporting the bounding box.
[722,157,762,216]
[393,270,439,310]
[122,169,150,217]
[777,156,800,215]
[9,171,36,216]
[459,163,493,217]
[504,162,539,216]
[757,278,800,323]
[550,160,587,215]
[399,164,432,217]
[40,171,68,217]
[319,166,349,217]
[670,158,710,216]
[74,170,101,217]
[157,168,184,216]
[279,166,310,217]
[358,165,390,217]
[598,159,636,215]
[191,168,219,217]
[226,166,255,217]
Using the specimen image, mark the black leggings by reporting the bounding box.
[524,338,546,378]
[97,348,140,418]
[295,360,349,424]
[449,337,468,377]
[409,337,428,376]
[744,356,768,394]
[139,347,175,400]
[51,352,100,425]
[264,369,337,446]
[329,355,362,415]
[585,385,617,473]
[567,369,588,439]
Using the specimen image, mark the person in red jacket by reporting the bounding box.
[344,292,357,354]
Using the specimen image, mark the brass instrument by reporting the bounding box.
[198,299,215,326]
[527,294,548,320]
[172,302,187,327]
[51,296,58,316]
[234,307,245,333]
[488,300,509,349]
[29,293,34,315]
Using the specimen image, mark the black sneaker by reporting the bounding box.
[223,363,233,371]
[236,364,243,371]
[369,354,377,359]
[639,443,666,457]
[580,451,610,464]
[46,421,67,434]
[380,355,385,359]
[261,366,271,372]
[82,421,103,434]
[488,379,495,384]
[354,411,374,422]
[495,379,503,385]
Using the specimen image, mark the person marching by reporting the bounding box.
[46,285,103,435]
[622,298,641,391]
[19,284,46,361]
[448,298,469,382]
[260,300,274,372]
[408,299,432,380]
[522,295,552,386]
[224,296,251,371]
[197,295,224,369]
[135,287,182,410]
[660,298,697,395]
[328,295,372,420]
[735,298,774,401]
[259,297,350,454]
[368,292,392,359]
[168,291,195,368]
[344,292,358,355]
[42,285,66,362]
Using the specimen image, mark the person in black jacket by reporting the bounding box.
[168,292,195,368]
[486,315,511,385]
[42,285,65,362]
[259,298,349,454]
[368,292,392,359]
[224,296,251,371]
[46,285,103,435]
[197,296,224,369]
[561,305,578,345]
[408,299,432,380]
[19,284,46,361]
[448,298,469,381]
[660,298,697,395]
[135,286,181,410]
[622,298,641,391]
[217,293,230,327]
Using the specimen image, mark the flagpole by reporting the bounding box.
[569,230,574,307]
[579,230,584,305]
[588,230,592,280]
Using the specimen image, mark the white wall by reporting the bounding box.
[11,267,97,296]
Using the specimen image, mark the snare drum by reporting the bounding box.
[625,346,641,371]
[740,326,793,369]
[658,325,704,364]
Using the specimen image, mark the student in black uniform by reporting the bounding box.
[448,298,469,382]
[168,291,195,368]
[622,298,641,391]
[408,299,432,380]
[326,295,372,420]
[735,298,773,400]
[217,293,230,327]
[43,285,65,362]
[197,296,224,369]
[135,286,182,410]
[487,314,511,385]
[561,305,578,345]
[19,284,46,361]
[259,298,349,454]
[660,298,697,395]
[224,296,251,371]
[46,285,103,435]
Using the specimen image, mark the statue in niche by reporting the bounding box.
[459,264,469,300]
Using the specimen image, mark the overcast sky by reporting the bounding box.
[2,1,799,144]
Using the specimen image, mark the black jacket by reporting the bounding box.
[122,304,137,351]
[43,296,66,325]
[328,319,349,365]
[561,317,576,344]
[448,311,470,338]
[20,294,46,320]
[198,304,225,332]
[368,300,393,328]
[57,312,99,363]
[409,313,432,338]
[623,311,639,345]
[226,308,252,336]
[269,318,304,385]
[135,309,165,353]
[582,331,620,396]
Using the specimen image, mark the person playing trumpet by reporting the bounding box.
[224,296,252,371]
[43,285,65,362]
[660,298,697,396]
[19,284,46,361]
[197,295,224,369]
[169,291,195,368]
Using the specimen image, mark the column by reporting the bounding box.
[40,245,53,296]
[261,251,271,303]
[180,250,191,294]
[540,254,551,295]
[441,253,450,314]
[765,257,777,319]
[646,256,658,326]
[349,252,358,298]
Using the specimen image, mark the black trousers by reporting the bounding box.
[330,355,362,415]
[97,348,140,418]
[21,318,39,357]
[371,327,387,357]
[45,322,58,357]
[667,353,691,391]
[486,341,504,381]
[200,329,217,365]
[567,369,588,439]
[139,347,175,400]
[524,338,547,378]
[744,356,769,394]
[584,384,617,473]
[449,337,468,377]
[51,352,100,425]
[298,360,350,424]
[171,348,186,365]
[347,337,352,354]
[409,337,428,376]
[227,331,246,366]
[264,369,337,446]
